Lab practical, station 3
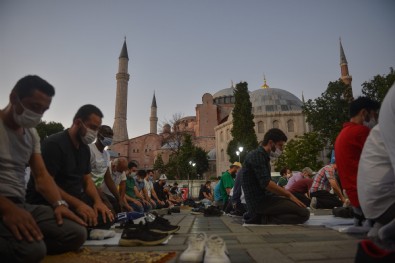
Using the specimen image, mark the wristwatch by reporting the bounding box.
[52,200,69,209]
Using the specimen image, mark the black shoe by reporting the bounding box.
[170,206,180,213]
[118,227,169,246]
[204,206,223,217]
[146,217,180,234]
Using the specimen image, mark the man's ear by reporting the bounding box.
[9,91,18,105]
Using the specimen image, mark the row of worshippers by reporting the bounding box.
[0,76,180,263]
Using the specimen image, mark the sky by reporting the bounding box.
[1,0,394,138]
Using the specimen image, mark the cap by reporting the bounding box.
[302,167,313,176]
[232,162,242,168]
[159,174,168,180]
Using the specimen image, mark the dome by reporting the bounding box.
[249,88,303,113]
[207,148,216,160]
[212,87,235,99]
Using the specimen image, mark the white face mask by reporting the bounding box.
[80,123,97,144]
[13,100,42,128]
[363,118,377,129]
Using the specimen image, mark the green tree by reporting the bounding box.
[302,80,349,146]
[36,121,64,140]
[227,82,258,163]
[274,132,325,172]
[153,153,166,174]
[165,134,209,180]
[361,67,395,104]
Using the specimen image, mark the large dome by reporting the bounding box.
[212,87,235,99]
[249,88,303,113]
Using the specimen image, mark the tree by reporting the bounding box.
[36,121,64,140]
[153,153,166,174]
[165,134,209,180]
[227,82,258,163]
[274,132,325,172]
[302,80,349,146]
[361,67,395,104]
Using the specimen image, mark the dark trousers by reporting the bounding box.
[253,196,310,224]
[0,204,87,263]
[292,192,311,207]
[310,190,342,209]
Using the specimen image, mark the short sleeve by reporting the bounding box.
[121,171,127,181]
[29,128,41,153]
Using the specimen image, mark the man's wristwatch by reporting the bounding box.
[52,200,69,209]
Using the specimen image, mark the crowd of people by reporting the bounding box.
[0,76,182,262]
[1,75,394,262]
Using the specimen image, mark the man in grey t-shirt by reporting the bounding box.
[0,76,87,263]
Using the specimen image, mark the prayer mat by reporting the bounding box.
[42,248,176,263]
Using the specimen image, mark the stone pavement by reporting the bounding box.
[85,208,364,263]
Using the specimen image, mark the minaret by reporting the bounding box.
[112,38,130,143]
[339,38,354,102]
[150,92,158,134]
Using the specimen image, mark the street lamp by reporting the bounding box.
[236,146,244,162]
[188,161,196,198]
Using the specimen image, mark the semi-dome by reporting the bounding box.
[249,88,303,113]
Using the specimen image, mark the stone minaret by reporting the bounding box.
[112,39,130,143]
[339,38,354,102]
[150,92,158,134]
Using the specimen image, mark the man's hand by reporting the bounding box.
[133,200,143,208]
[53,205,87,226]
[289,194,306,208]
[93,201,114,224]
[75,202,98,226]
[120,200,133,212]
[2,205,43,242]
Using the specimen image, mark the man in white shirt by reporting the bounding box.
[101,157,132,214]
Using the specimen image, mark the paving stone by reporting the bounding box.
[287,252,328,261]
[247,247,294,263]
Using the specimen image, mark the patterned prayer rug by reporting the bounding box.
[42,248,176,263]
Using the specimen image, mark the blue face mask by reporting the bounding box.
[100,136,113,146]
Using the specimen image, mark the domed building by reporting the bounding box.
[214,78,310,174]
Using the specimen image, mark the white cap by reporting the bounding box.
[159,174,168,180]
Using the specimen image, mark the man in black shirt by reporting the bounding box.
[199,181,213,206]
[153,174,171,208]
[26,104,114,228]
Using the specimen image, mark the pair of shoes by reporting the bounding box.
[204,206,223,217]
[169,206,180,213]
[146,215,180,234]
[116,211,146,225]
[118,224,169,246]
[89,229,116,240]
[179,233,231,263]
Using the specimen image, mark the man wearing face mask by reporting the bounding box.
[89,125,131,213]
[241,128,309,225]
[26,104,115,238]
[334,96,380,225]
[0,76,87,262]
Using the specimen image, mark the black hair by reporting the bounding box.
[262,128,288,146]
[128,161,137,169]
[206,180,211,185]
[136,169,147,177]
[98,125,113,136]
[12,75,55,99]
[349,97,380,118]
[73,104,103,122]
[280,167,289,176]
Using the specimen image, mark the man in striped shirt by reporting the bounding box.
[309,163,345,209]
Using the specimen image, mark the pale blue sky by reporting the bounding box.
[1,0,394,138]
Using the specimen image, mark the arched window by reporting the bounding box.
[220,149,224,161]
[257,121,264,133]
[220,131,224,142]
[273,120,279,128]
[287,119,294,132]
